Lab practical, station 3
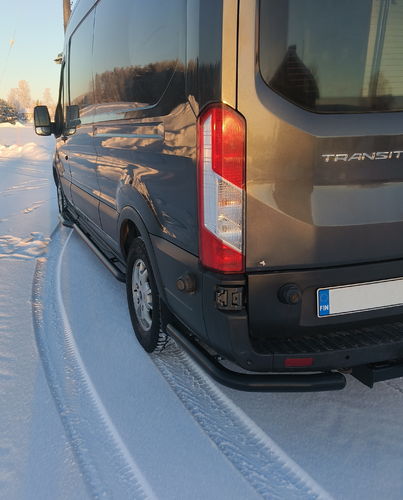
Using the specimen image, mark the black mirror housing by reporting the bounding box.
[34,106,52,136]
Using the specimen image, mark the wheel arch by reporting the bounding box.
[118,206,167,302]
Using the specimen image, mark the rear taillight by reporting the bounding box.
[197,104,246,273]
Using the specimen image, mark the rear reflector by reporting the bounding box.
[197,104,246,273]
[284,357,314,368]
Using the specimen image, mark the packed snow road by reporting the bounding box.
[2,124,403,499]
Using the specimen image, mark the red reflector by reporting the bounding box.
[284,357,314,368]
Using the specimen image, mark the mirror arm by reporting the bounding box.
[51,121,62,138]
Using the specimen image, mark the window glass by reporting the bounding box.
[68,9,95,124]
[260,0,403,112]
[93,0,184,118]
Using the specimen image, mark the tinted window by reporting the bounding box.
[93,0,184,118]
[260,0,403,113]
[68,10,95,123]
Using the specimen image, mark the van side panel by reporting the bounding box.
[64,8,101,228]
[186,0,224,114]
[66,0,96,36]
[91,0,198,255]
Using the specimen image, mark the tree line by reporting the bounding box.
[0,80,55,124]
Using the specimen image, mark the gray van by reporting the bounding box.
[35,0,403,391]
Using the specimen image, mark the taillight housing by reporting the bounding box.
[197,104,246,273]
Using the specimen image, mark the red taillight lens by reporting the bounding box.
[197,104,246,273]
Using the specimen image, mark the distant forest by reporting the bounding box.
[73,60,181,109]
[72,58,221,112]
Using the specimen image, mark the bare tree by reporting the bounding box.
[17,80,32,110]
[7,80,32,119]
[7,88,19,111]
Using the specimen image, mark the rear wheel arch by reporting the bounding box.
[120,219,140,261]
[118,207,167,303]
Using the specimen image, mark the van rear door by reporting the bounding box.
[239,0,403,271]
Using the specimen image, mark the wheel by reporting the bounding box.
[126,237,170,353]
[56,178,74,227]
[56,179,66,215]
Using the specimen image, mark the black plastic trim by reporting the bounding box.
[352,360,403,388]
[167,324,346,392]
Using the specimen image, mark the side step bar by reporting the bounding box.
[166,324,346,392]
[73,224,126,282]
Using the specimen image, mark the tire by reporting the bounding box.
[126,237,170,353]
[56,178,74,227]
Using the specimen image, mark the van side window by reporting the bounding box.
[68,9,95,124]
[93,0,184,115]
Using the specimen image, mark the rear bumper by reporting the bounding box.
[167,324,347,392]
[202,259,403,373]
[252,321,403,372]
[201,283,403,372]
[152,235,403,374]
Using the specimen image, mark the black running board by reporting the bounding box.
[73,224,126,282]
[166,324,346,392]
[60,214,74,228]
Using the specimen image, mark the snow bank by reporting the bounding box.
[0,121,26,128]
[0,123,55,156]
[0,142,51,161]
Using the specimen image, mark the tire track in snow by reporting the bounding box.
[32,227,156,500]
[34,223,331,499]
[153,346,333,500]
[383,380,403,397]
[0,178,49,196]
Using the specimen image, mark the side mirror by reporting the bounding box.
[64,105,80,136]
[34,106,52,136]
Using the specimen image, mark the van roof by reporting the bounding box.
[67,0,97,34]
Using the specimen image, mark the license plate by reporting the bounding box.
[317,277,403,317]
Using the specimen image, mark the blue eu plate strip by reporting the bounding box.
[318,289,330,316]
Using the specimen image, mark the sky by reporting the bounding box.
[0,0,68,104]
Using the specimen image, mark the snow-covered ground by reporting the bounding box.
[1,123,403,500]
[0,124,87,499]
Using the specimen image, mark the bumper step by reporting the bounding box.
[253,322,403,355]
[251,321,403,373]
